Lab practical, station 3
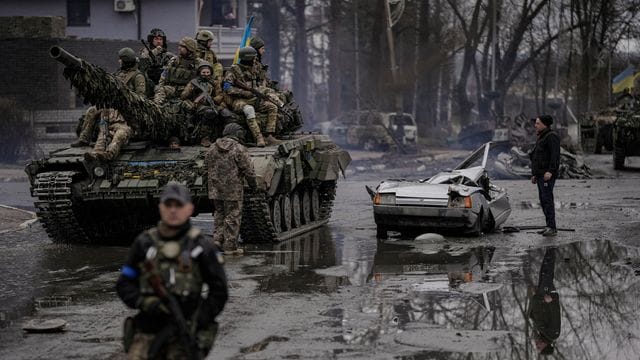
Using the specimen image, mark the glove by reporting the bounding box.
[152,46,163,56]
[138,296,170,315]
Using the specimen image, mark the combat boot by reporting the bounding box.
[247,119,265,147]
[70,139,90,147]
[264,134,282,146]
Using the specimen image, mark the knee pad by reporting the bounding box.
[242,105,256,119]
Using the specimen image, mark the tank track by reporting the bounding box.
[33,171,157,245]
[32,171,90,243]
[240,180,337,243]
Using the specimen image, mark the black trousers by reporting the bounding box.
[537,248,556,294]
[536,176,556,229]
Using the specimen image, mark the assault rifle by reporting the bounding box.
[140,40,158,64]
[232,81,283,109]
[144,259,199,360]
[191,80,217,110]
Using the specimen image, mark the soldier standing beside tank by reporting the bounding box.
[139,28,174,86]
[73,49,145,160]
[206,123,257,254]
[181,61,222,146]
[223,47,281,147]
[154,37,200,105]
[116,183,228,359]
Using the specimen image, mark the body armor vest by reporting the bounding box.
[166,58,197,86]
[139,227,204,299]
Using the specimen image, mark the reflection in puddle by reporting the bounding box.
[334,239,640,358]
[243,227,348,293]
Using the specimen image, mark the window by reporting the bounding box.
[67,0,90,27]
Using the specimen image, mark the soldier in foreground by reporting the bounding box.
[181,61,222,146]
[73,48,145,161]
[116,183,228,359]
[139,28,174,85]
[206,123,257,254]
[154,37,200,105]
[223,47,280,147]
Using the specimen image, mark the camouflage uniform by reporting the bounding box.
[154,37,200,105]
[181,62,222,144]
[139,47,174,86]
[74,49,145,152]
[116,186,228,360]
[223,60,279,147]
[205,127,256,252]
[91,109,133,161]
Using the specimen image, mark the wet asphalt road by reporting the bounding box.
[1,157,640,359]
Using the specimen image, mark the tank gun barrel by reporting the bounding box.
[49,46,83,69]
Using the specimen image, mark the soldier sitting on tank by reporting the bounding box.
[71,48,146,148]
[154,37,200,105]
[195,30,224,85]
[223,47,282,147]
[181,60,225,146]
[139,28,175,86]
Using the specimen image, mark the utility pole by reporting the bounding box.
[354,0,360,123]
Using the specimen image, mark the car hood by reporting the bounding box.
[378,182,451,199]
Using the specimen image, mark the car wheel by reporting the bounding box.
[482,211,495,233]
[376,226,388,240]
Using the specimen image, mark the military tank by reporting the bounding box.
[25,46,351,245]
[612,108,640,170]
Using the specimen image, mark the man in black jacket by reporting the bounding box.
[528,247,561,355]
[116,183,228,359]
[530,115,561,237]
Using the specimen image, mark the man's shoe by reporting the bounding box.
[542,228,558,237]
[537,227,550,234]
[70,140,90,147]
[264,134,282,146]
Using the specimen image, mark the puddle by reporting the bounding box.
[519,201,591,209]
[354,239,640,358]
[243,227,350,293]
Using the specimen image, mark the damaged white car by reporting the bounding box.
[369,142,511,238]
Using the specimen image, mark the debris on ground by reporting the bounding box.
[22,318,68,333]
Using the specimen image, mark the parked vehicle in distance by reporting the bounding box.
[318,110,418,151]
[368,142,511,238]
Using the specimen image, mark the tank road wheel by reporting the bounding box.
[291,192,302,228]
[282,194,292,231]
[310,188,320,220]
[271,196,283,234]
[302,190,312,224]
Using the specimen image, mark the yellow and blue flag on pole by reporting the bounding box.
[233,16,255,64]
[612,65,639,94]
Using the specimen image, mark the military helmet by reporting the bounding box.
[178,36,198,53]
[196,30,214,43]
[147,28,167,48]
[223,122,246,140]
[197,60,213,73]
[249,37,265,50]
[238,46,258,62]
[118,47,137,63]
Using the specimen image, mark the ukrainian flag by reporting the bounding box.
[612,65,639,94]
[233,16,255,64]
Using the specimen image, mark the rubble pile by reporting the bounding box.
[493,146,591,179]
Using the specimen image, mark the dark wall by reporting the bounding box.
[0,37,177,110]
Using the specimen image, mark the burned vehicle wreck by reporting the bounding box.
[369,143,511,238]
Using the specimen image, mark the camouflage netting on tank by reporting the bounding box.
[62,64,177,141]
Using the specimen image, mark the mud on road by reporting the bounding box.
[0,156,639,359]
